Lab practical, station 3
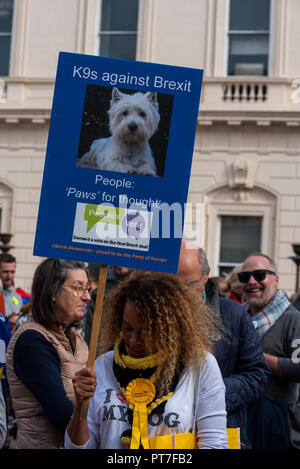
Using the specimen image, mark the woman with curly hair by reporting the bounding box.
[65,271,228,449]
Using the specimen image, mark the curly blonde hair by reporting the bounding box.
[218,264,243,301]
[98,271,220,396]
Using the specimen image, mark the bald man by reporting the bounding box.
[178,241,270,449]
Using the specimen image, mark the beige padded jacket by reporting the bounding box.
[6,318,88,449]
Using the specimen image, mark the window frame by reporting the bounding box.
[216,214,263,276]
[226,0,271,76]
[96,0,139,61]
[0,181,13,234]
[204,186,277,277]
[0,0,14,77]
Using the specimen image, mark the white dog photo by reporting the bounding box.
[78,87,160,176]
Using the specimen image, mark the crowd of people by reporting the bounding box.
[1,244,300,450]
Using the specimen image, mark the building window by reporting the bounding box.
[0,182,13,234]
[227,0,270,76]
[98,0,139,61]
[218,215,262,276]
[0,0,14,76]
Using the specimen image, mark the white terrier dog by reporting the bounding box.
[78,87,160,176]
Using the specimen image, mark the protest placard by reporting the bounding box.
[33,52,203,273]
[33,53,204,416]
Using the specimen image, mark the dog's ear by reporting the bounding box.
[111,87,123,103]
[145,92,158,108]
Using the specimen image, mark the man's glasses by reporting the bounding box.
[63,284,92,297]
[237,269,276,284]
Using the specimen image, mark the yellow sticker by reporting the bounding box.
[12,297,19,305]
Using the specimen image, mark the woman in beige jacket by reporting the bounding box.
[6,258,90,449]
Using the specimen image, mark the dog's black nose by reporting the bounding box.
[128,122,138,133]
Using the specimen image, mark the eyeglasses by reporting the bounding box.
[62,284,92,297]
[237,269,276,284]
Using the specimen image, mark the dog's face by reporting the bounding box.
[108,88,160,146]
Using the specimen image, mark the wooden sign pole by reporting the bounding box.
[80,264,108,420]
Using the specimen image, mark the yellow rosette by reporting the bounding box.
[125,378,155,449]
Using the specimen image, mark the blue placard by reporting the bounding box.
[33,52,203,273]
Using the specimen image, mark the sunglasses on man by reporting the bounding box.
[237,269,276,284]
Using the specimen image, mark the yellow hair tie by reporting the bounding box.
[125,378,155,449]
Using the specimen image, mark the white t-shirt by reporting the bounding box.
[65,351,228,449]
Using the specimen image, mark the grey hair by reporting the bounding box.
[198,248,210,275]
[244,251,278,274]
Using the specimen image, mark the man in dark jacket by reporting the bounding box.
[178,241,270,448]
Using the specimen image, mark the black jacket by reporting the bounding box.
[205,279,270,448]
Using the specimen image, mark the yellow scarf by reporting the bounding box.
[113,334,173,449]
